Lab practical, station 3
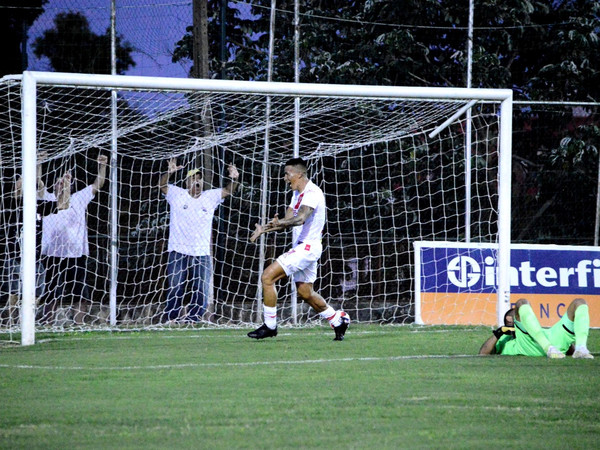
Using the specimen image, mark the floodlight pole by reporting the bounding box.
[109,0,118,326]
[257,0,278,322]
[291,0,301,325]
[465,0,474,243]
[293,0,300,156]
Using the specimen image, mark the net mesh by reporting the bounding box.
[0,78,501,331]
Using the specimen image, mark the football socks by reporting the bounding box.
[320,306,341,327]
[263,305,277,330]
[519,303,552,352]
[574,304,590,349]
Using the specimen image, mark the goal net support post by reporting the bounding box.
[13,71,512,345]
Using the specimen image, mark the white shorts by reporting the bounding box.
[276,240,322,284]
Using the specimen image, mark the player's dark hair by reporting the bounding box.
[284,157,307,173]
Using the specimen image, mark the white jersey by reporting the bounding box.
[166,185,224,256]
[41,189,56,201]
[289,180,325,245]
[41,185,94,258]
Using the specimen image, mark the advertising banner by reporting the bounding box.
[414,241,600,326]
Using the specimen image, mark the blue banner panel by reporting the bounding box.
[416,242,600,326]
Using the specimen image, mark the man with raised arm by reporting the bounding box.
[40,154,107,324]
[159,157,239,323]
[3,152,69,325]
[248,157,350,341]
[479,297,594,359]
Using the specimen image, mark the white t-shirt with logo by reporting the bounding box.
[289,180,326,245]
[166,185,224,256]
[41,185,95,258]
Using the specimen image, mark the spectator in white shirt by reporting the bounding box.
[40,155,107,324]
[159,157,239,323]
[2,152,69,326]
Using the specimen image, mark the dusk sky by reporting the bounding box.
[27,0,195,78]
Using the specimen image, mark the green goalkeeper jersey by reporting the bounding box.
[495,315,576,356]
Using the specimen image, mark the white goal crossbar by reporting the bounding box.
[18,71,513,345]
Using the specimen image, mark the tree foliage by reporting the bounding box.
[173,0,600,101]
[33,11,135,74]
[0,0,48,77]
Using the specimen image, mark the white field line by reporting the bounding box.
[32,327,482,344]
[0,354,477,371]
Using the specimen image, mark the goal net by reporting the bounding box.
[0,73,512,341]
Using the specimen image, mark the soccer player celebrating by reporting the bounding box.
[479,297,594,359]
[248,157,349,341]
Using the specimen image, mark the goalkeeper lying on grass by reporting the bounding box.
[479,298,594,359]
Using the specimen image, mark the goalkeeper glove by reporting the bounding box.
[493,326,515,339]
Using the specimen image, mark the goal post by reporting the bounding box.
[20,72,38,346]
[9,71,512,345]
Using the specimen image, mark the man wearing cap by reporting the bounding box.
[159,157,239,323]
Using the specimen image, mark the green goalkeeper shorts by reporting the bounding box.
[496,314,575,356]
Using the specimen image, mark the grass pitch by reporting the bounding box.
[0,325,598,449]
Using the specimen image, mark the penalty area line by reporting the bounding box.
[0,354,476,371]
